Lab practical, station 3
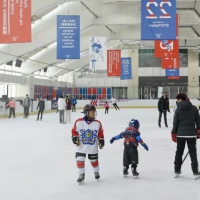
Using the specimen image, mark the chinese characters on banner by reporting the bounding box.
[141,0,176,40]
[107,50,121,76]
[165,69,179,76]
[120,57,132,80]
[89,37,107,71]
[162,57,180,69]
[0,0,31,43]
[154,14,179,58]
[57,15,80,59]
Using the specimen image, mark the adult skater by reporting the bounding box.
[110,119,148,178]
[172,93,200,178]
[57,95,66,124]
[111,96,120,110]
[7,97,16,118]
[23,94,30,118]
[104,101,109,114]
[71,104,104,184]
[65,96,72,123]
[72,96,77,112]
[36,97,45,121]
[158,92,170,127]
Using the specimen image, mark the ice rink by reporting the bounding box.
[1,108,200,200]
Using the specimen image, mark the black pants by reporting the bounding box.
[72,104,76,112]
[24,106,29,117]
[174,137,198,173]
[37,109,44,120]
[9,107,15,117]
[105,108,109,114]
[113,103,120,110]
[159,111,167,125]
[123,144,138,169]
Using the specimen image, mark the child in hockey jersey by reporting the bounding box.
[71,104,105,183]
[104,101,109,114]
[110,119,148,177]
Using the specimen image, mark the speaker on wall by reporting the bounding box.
[15,59,22,67]
[6,61,13,66]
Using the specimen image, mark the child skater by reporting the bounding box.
[71,104,105,184]
[110,119,148,178]
[104,101,109,114]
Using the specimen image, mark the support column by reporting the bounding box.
[188,49,199,98]
[122,49,139,99]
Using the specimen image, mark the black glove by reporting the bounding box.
[98,138,104,149]
[72,136,79,146]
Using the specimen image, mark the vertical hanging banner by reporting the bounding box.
[141,0,176,40]
[0,0,31,43]
[162,57,180,69]
[57,15,80,59]
[155,14,179,58]
[107,50,121,76]
[89,37,107,71]
[121,57,132,80]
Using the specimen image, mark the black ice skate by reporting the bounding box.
[123,167,129,177]
[132,168,139,179]
[77,173,85,184]
[174,171,181,178]
[193,172,200,180]
[94,172,100,180]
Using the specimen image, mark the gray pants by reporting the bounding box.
[59,110,65,123]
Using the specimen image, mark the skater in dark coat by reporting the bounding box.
[110,119,148,177]
[36,97,45,121]
[172,93,200,177]
[158,92,170,127]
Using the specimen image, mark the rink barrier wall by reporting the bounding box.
[0,99,199,118]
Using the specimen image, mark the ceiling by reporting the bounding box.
[0,0,200,78]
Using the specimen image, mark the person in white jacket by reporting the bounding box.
[111,96,120,110]
[58,95,66,124]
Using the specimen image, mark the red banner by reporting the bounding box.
[0,0,31,43]
[168,76,180,80]
[162,57,180,69]
[107,50,121,76]
[154,14,179,58]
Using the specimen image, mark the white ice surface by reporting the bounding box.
[0,109,200,200]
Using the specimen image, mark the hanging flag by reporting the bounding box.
[165,69,179,76]
[107,50,121,76]
[162,57,180,69]
[89,37,107,71]
[57,15,80,59]
[154,14,179,58]
[120,57,132,80]
[0,0,31,43]
[141,0,176,40]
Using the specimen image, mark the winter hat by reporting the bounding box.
[176,93,188,101]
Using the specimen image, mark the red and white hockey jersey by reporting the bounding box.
[72,118,104,154]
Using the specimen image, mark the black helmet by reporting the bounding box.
[82,104,97,119]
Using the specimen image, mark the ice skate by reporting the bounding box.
[94,172,100,180]
[36,119,39,121]
[174,171,181,178]
[123,167,129,177]
[77,173,85,184]
[132,168,139,179]
[193,172,200,180]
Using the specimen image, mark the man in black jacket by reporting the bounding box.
[36,97,45,121]
[172,93,200,177]
[158,92,170,128]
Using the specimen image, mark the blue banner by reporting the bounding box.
[165,69,179,76]
[57,15,80,59]
[141,0,176,40]
[121,57,132,80]
[51,100,58,110]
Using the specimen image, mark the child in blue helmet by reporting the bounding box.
[110,119,148,177]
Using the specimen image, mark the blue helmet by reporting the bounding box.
[129,119,140,129]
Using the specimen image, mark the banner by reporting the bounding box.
[168,76,180,80]
[51,100,58,110]
[121,57,132,80]
[0,0,31,43]
[165,69,179,76]
[154,14,179,58]
[107,50,121,76]
[162,57,180,69]
[89,37,107,71]
[141,0,176,40]
[57,15,80,59]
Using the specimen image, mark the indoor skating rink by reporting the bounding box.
[1,108,200,200]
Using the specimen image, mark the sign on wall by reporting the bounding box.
[121,57,132,80]
[57,15,80,59]
[141,0,176,40]
[107,50,121,76]
[89,37,107,71]
[162,57,180,69]
[165,69,179,76]
[0,0,31,43]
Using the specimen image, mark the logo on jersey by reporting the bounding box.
[80,129,98,145]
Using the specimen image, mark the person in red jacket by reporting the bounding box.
[65,96,72,123]
[104,101,109,114]
[7,97,16,118]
